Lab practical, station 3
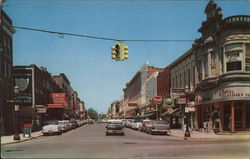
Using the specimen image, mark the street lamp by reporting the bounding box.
[13,85,21,140]
[183,85,191,138]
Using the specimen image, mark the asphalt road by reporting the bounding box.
[1,123,250,159]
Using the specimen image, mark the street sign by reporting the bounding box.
[176,98,187,104]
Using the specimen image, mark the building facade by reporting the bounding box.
[193,1,250,132]
[0,10,15,135]
[13,65,60,130]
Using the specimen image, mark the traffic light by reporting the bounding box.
[111,42,128,61]
[111,43,121,61]
[122,44,128,60]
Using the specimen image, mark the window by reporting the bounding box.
[179,73,182,88]
[225,43,243,72]
[203,55,208,77]
[183,71,186,87]
[172,78,174,88]
[246,43,250,71]
[211,52,216,76]
[227,61,242,71]
[175,75,178,88]
[197,60,203,81]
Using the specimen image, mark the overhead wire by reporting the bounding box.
[13,26,193,43]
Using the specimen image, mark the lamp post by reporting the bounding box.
[13,85,21,140]
[184,85,191,137]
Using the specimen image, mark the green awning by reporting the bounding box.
[140,112,155,118]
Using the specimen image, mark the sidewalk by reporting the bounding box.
[170,129,250,140]
[1,131,43,146]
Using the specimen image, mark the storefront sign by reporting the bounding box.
[195,86,250,104]
[176,98,187,104]
[185,107,195,113]
[163,98,174,107]
[151,96,162,104]
[128,103,138,106]
[14,69,33,107]
[37,108,47,113]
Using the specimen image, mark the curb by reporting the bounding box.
[170,133,250,141]
[1,134,43,146]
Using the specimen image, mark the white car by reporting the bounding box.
[58,120,71,132]
[42,120,62,136]
[131,119,143,130]
[106,119,125,136]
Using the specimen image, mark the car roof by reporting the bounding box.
[107,119,122,122]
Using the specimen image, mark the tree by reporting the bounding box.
[98,113,106,119]
[87,108,98,120]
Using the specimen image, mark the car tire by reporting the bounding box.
[149,129,152,135]
[106,132,109,136]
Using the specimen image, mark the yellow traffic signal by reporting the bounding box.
[123,45,128,60]
[111,44,121,61]
[111,42,128,61]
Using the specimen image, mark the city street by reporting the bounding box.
[1,124,250,159]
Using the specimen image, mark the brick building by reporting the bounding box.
[0,10,15,135]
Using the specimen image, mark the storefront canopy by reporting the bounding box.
[161,108,180,117]
[139,112,155,119]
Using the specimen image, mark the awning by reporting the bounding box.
[161,108,180,116]
[139,112,155,119]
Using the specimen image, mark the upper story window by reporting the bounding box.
[246,43,250,71]
[225,43,243,72]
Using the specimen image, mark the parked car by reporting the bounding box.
[70,119,78,129]
[42,120,62,136]
[131,119,143,130]
[88,119,94,124]
[106,119,125,136]
[58,120,71,132]
[138,119,151,132]
[145,120,171,135]
[126,119,135,128]
[76,119,83,126]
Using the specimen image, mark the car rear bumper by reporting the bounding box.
[106,130,124,134]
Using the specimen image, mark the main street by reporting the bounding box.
[1,124,250,159]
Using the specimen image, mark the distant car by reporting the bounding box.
[145,120,171,135]
[96,119,102,124]
[131,119,143,130]
[42,120,62,136]
[138,119,151,132]
[106,119,125,136]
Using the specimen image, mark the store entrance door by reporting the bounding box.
[235,103,243,130]
[223,105,231,131]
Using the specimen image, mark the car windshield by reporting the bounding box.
[47,120,59,125]
[107,120,123,124]
[153,121,167,125]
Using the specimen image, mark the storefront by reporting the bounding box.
[195,85,250,132]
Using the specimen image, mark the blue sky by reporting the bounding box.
[4,0,250,113]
